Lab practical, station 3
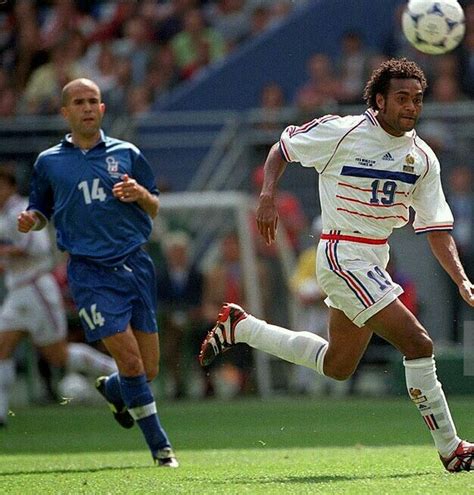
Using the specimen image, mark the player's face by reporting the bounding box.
[375,78,423,137]
[61,85,105,138]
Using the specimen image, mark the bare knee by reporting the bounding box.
[323,361,356,381]
[116,354,145,377]
[145,364,159,382]
[402,328,433,359]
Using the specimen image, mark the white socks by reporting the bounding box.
[67,343,117,375]
[236,315,328,375]
[0,359,16,422]
[404,356,460,457]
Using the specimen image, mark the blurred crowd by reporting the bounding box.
[259,2,474,123]
[0,0,299,118]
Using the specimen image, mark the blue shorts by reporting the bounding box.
[67,249,158,342]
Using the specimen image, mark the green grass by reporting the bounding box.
[1,397,473,493]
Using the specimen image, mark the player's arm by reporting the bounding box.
[256,143,288,246]
[112,174,160,218]
[427,231,474,306]
[17,210,47,233]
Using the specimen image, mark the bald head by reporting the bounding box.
[61,78,101,107]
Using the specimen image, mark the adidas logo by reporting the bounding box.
[382,152,394,161]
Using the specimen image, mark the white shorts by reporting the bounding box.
[0,273,67,346]
[316,237,403,327]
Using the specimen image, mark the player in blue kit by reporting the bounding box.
[17,78,178,468]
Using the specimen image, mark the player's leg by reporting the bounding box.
[38,340,117,375]
[0,330,25,426]
[365,299,472,471]
[102,327,177,467]
[200,303,372,379]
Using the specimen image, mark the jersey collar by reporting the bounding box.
[365,108,415,140]
[63,129,107,149]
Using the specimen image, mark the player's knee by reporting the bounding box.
[404,328,433,359]
[145,364,159,382]
[323,362,355,381]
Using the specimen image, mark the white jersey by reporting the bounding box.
[0,194,53,289]
[279,109,454,239]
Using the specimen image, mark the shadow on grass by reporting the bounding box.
[0,465,148,477]
[204,471,437,485]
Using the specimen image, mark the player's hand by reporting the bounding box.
[17,211,38,233]
[112,174,144,202]
[256,194,278,245]
[459,280,474,307]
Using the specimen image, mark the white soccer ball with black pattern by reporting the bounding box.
[402,0,465,54]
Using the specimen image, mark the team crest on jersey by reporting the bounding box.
[106,156,121,178]
[403,154,415,173]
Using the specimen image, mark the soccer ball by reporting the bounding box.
[401,0,465,54]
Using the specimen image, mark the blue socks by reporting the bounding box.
[104,372,124,407]
[119,374,171,456]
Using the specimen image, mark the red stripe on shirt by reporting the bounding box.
[337,207,408,222]
[336,194,408,208]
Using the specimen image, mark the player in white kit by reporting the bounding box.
[0,168,116,427]
[200,59,474,472]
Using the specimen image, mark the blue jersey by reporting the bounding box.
[28,130,159,263]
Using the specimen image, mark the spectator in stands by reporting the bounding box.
[156,231,204,399]
[112,16,156,86]
[429,73,467,103]
[39,0,95,52]
[145,45,181,103]
[258,81,286,133]
[289,216,343,395]
[171,8,226,79]
[20,37,85,115]
[206,0,251,52]
[202,231,269,396]
[294,53,340,120]
[460,29,474,98]
[156,0,201,45]
[8,0,42,91]
[0,86,16,118]
[336,31,378,104]
[102,56,133,118]
[447,165,474,341]
[249,5,271,38]
[252,164,307,257]
[127,85,153,117]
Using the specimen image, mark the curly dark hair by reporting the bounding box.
[363,58,427,110]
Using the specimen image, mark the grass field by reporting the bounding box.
[1,396,473,494]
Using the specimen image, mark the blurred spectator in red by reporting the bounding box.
[294,53,340,119]
[39,0,96,52]
[171,8,226,79]
[258,82,286,133]
[249,5,271,38]
[429,74,467,103]
[87,1,137,44]
[252,164,307,256]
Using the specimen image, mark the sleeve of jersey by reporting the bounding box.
[132,150,160,196]
[26,158,55,221]
[279,117,343,173]
[411,157,454,235]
